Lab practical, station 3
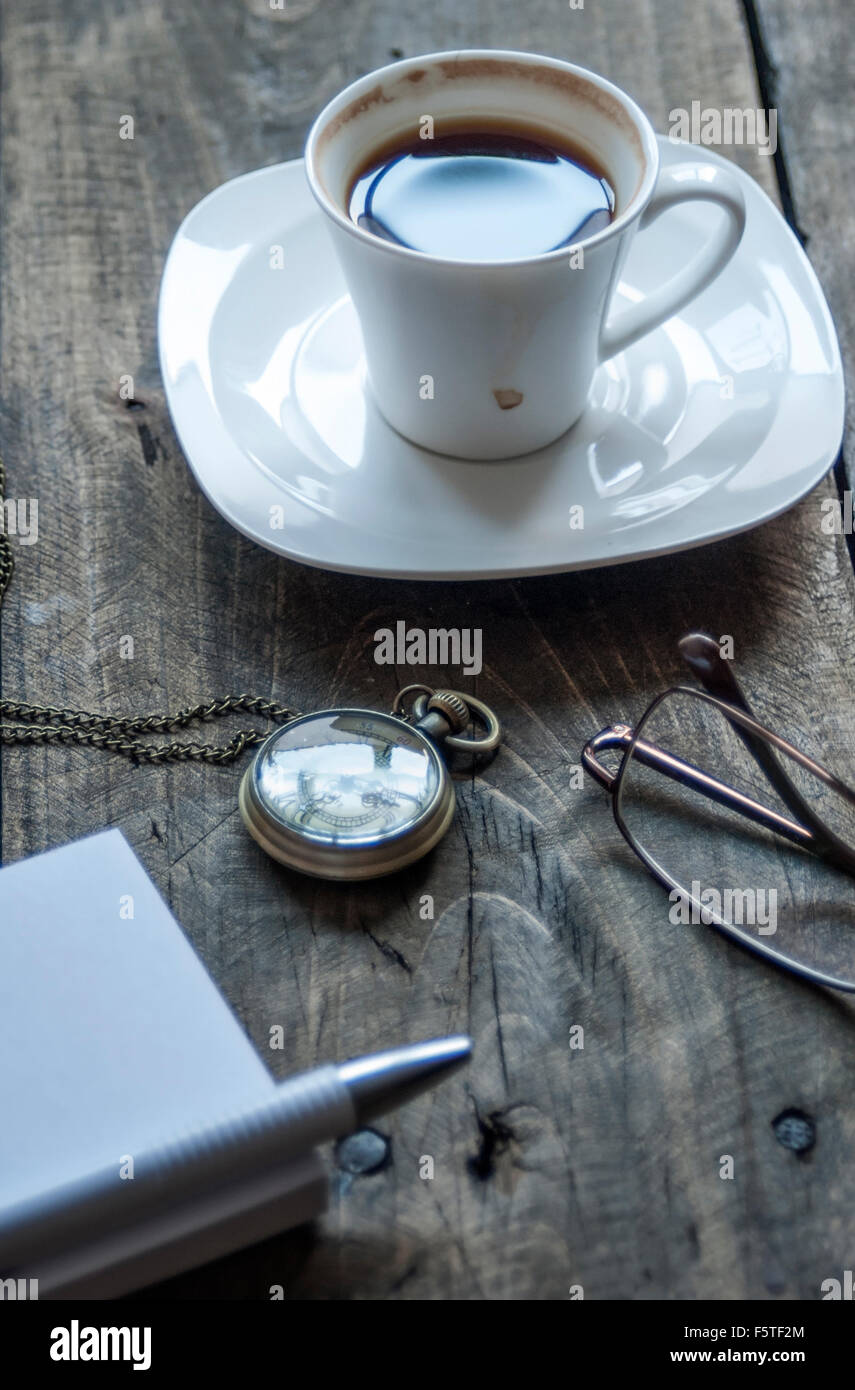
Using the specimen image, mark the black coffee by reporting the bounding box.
[347,124,615,261]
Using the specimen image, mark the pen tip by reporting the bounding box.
[338,1035,472,1125]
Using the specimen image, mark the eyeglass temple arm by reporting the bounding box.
[582,725,816,851]
[679,633,841,854]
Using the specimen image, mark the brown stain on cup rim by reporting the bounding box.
[317,82,396,150]
[437,56,640,146]
[314,55,646,209]
[318,56,643,152]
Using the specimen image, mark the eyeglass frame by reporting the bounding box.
[582,635,855,994]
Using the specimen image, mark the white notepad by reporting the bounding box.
[0,829,278,1208]
[0,829,329,1296]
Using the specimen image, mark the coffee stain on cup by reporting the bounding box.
[493,388,524,410]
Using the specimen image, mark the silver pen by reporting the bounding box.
[0,1035,471,1298]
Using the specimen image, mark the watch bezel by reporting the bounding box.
[239,707,455,879]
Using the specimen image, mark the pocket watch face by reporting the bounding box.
[251,710,443,847]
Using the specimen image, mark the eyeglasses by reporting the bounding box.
[582,634,855,992]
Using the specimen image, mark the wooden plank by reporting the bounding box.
[746,0,855,484]
[1,0,852,1300]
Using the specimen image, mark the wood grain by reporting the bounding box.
[1,0,853,1300]
[749,0,855,488]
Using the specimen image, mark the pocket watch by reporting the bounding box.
[0,457,502,882]
[238,686,501,880]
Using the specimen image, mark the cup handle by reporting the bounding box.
[599,161,747,362]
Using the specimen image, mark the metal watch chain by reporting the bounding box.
[0,456,491,767]
[0,453,300,764]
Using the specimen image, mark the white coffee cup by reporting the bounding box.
[305,50,746,461]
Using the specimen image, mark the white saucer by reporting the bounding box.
[158,138,844,580]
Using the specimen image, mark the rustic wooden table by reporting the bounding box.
[1,0,852,1300]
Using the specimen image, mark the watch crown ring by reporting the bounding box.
[427,691,470,733]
